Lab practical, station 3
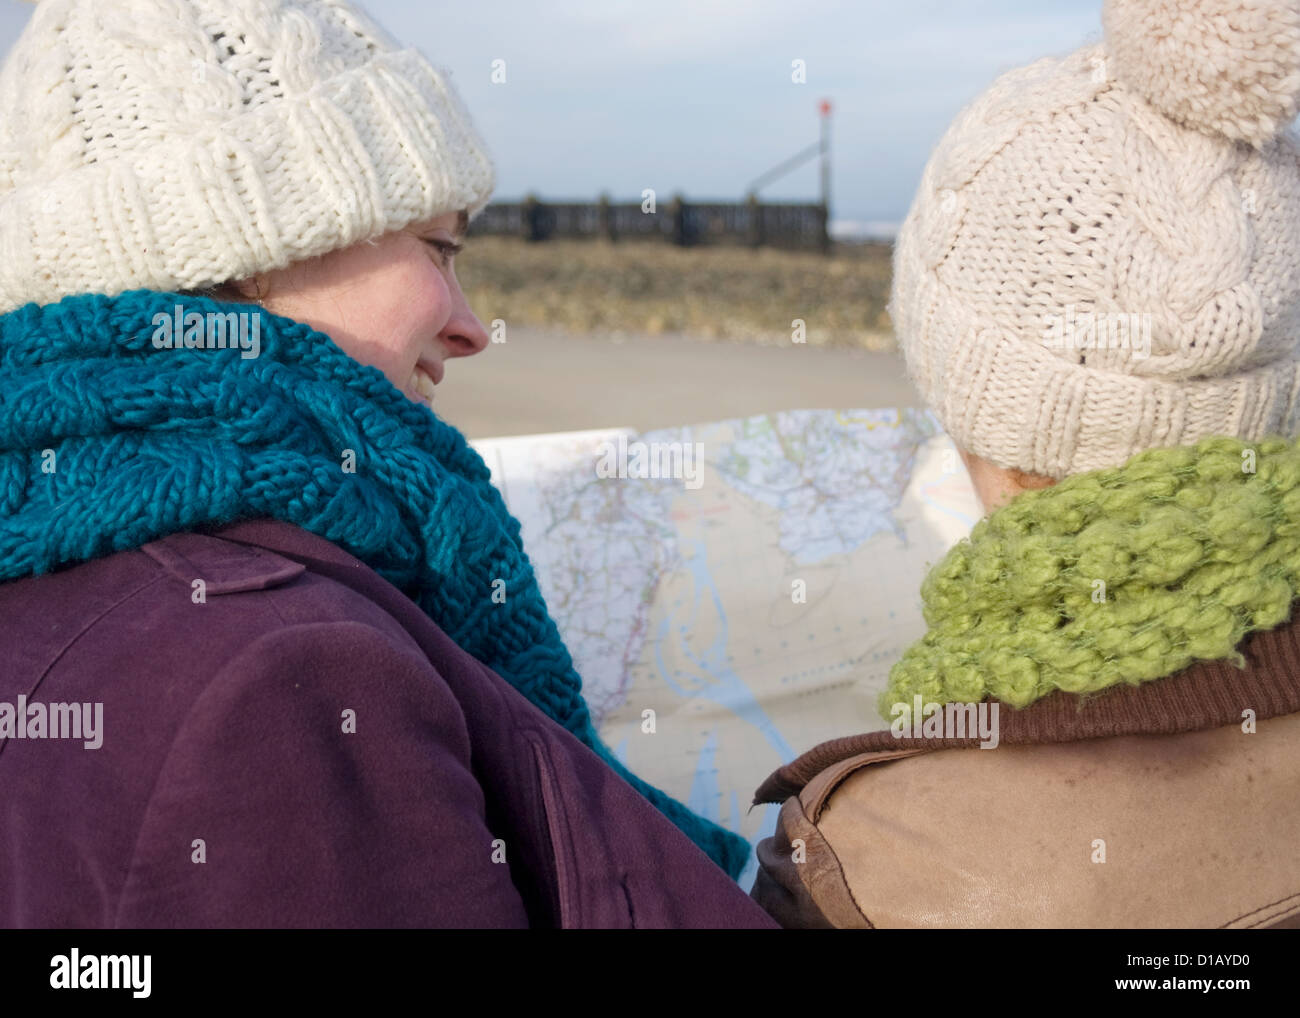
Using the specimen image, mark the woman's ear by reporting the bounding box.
[955,444,1057,515]
[1008,465,1058,492]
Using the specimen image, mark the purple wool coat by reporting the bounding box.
[0,519,776,929]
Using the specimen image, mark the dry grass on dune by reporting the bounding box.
[456,237,898,352]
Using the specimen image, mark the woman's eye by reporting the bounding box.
[424,238,462,266]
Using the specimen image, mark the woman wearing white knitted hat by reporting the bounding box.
[0,0,775,928]
[750,0,1300,928]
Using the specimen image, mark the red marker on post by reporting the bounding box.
[818,100,832,250]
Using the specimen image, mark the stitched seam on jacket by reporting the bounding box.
[790,796,874,929]
[0,572,163,761]
[805,750,931,823]
[619,874,636,930]
[525,730,577,929]
[1244,901,1300,928]
[1222,890,1300,928]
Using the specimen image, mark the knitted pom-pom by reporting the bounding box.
[1104,0,1300,146]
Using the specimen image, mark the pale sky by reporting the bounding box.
[0,0,1106,234]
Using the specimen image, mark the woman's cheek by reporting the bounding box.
[421,260,457,329]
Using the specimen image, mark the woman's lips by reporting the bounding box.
[420,359,445,386]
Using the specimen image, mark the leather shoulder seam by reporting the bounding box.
[800,747,931,822]
[1221,890,1300,929]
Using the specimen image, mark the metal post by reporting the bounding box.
[522,193,541,242]
[598,192,615,242]
[746,192,763,248]
[819,99,832,253]
[669,193,686,246]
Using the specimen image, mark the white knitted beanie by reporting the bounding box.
[0,0,494,314]
[890,0,1300,479]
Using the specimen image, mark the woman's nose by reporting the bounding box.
[439,282,490,357]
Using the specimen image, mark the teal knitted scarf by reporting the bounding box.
[881,433,1300,717]
[0,289,749,879]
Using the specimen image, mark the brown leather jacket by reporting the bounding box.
[749,609,1300,928]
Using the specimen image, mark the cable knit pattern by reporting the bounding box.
[880,433,1300,716]
[0,0,495,313]
[889,0,1300,480]
[0,289,750,880]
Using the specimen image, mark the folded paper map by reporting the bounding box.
[470,407,981,884]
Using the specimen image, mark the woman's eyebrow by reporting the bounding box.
[455,209,469,239]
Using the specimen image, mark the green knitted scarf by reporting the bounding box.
[880,433,1300,717]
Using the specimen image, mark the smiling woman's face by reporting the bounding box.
[234,210,489,408]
